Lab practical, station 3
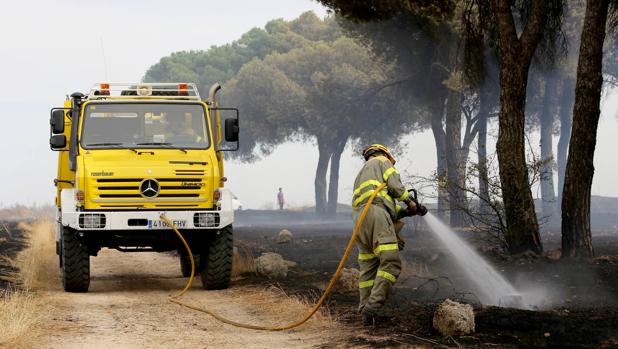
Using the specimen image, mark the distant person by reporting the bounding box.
[277,188,285,210]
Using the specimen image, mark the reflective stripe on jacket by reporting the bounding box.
[351,155,409,219]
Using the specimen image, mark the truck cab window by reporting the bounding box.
[81,103,209,150]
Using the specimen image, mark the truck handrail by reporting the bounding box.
[87,82,201,100]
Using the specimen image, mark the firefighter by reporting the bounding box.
[352,144,426,325]
[165,112,203,144]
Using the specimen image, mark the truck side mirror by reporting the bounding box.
[225,118,239,142]
[211,107,239,151]
[50,134,66,150]
[50,109,66,134]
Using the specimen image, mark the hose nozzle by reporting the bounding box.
[407,188,427,216]
[417,205,428,216]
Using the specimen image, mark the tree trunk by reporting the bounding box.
[478,90,490,215]
[430,102,448,219]
[539,78,557,222]
[315,138,332,215]
[561,0,608,259]
[557,83,574,212]
[445,90,466,227]
[327,136,348,216]
[492,0,545,254]
[495,63,542,254]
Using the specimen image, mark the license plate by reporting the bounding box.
[148,219,187,229]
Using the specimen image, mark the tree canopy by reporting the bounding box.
[144,12,342,97]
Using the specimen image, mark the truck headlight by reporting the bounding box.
[79,213,106,229]
[193,213,219,227]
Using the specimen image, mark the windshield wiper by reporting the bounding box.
[86,142,123,146]
[135,142,187,154]
[86,142,138,153]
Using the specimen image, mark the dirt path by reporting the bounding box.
[36,250,349,348]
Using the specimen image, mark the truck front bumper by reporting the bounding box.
[61,209,233,231]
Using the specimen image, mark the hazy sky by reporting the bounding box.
[0,0,616,209]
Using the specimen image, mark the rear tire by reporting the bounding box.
[61,227,90,292]
[199,225,233,290]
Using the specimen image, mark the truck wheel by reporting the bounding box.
[200,225,233,290]
[61,227,90,292]
[180,252,199,278]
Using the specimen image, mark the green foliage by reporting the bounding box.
[317,0,455,22]
[223,36,413,154]
[144,12,342,97]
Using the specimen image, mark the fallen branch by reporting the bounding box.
[400,333,455,349]
[448,335,462,349]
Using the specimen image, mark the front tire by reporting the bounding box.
[61,227,90,292]
[199,225,233,290]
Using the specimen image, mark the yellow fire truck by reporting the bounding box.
[49,83,239,292]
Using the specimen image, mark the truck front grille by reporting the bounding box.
[93,177,206,202]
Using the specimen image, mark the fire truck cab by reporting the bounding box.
[49,83,239,292]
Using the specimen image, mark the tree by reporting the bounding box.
[526,2,583,219]
[475,0,567,254]
[561,0,616,259]
[224,38,413,215]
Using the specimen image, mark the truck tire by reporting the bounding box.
[61,227,90,292]
[180,253,200,278]
[200,225,233,290]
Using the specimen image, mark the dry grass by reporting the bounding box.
[0,220,56,348]
[232,285,337,329]
[0,289,45,348]
[9,219,60,290]
[232,242,255,277]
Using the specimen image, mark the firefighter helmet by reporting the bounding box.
[362,144,396,164]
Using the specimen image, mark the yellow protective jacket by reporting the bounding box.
[352,155,410,220]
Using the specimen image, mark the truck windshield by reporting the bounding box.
[81,103,209,150]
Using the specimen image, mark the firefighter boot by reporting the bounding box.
[361,304,392,326]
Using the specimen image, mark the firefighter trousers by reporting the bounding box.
[353,204,401,311]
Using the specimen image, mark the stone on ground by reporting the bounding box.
[277,229,294,244]
[336,268,359,293]
[432,299,475,336]
[255,252,294,279]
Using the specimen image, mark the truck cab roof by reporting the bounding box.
[87,83,202,101]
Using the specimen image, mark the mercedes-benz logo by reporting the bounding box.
[140,179,160,198]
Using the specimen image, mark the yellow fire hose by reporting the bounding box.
[160,182,386,331]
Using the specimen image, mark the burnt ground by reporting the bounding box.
[1,217,617,348]
[234,219,618,349]
[0,220,25,289]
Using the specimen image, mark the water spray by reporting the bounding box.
[422,213,530,309]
